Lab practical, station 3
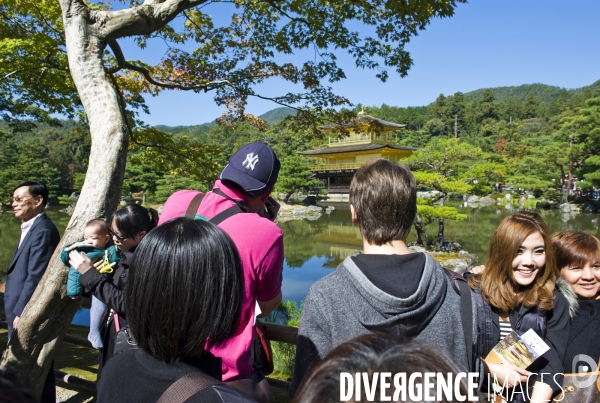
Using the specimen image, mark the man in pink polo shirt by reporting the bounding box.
[158,142,284,386]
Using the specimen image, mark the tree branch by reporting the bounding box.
[247,93,304,112]
[2,71,18,81]
[94,0,211,40]
[106,40,230,92]
[262,0,311,28]
[109,72,214,166]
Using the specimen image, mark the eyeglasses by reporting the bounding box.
[11,197,33,204]
[109,228,129,242]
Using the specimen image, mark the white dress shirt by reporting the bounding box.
[19,212,45,248]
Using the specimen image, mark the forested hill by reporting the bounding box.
[156,107,297,137]
[463,80,600,104]
[154,80,600,132]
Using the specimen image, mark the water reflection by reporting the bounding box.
[279,202,600,305]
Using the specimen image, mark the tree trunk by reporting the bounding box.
[436,218,445,248]
[0,6,127,398]
[415,215,424,246]
[284,190,294,203]
[436,195,445,247]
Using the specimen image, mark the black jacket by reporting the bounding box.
[5,212,60,336]
[562,298,600,373]
[80,249,134,373]
[480,290,570,398]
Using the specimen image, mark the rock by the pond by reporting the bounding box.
[439,259,469,274]
[467,195,479,203]
[560,203,571,213]
[408,245,427,253]
[479,196,496,206]
[417,190,441,199]
[276,201,336,220]
[302,196,317,205]
[60,204,75,216]
[505,193,512,201]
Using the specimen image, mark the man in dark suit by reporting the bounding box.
[5,181,60,403]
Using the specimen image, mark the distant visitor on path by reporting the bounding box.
[289,158,477,398]
[5,181,60,403]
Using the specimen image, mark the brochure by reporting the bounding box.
[485,329,550,368]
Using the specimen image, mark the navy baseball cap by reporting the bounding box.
[219,142,281,196]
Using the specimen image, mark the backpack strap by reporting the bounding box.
[473,286,495,358]
[185,192,206,219]
[185,188,250,226]
[444,269,474,371]
[156,372,221,403]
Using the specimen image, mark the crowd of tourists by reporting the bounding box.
[2,141,599,403]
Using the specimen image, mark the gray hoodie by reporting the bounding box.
[290,253,477,397]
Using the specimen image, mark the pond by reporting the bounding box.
[1,202,599,326]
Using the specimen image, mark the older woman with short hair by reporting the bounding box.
[553,230,600,372]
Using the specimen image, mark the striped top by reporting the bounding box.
[499,320,512,341]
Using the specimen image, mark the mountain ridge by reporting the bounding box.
[154,79,600,130]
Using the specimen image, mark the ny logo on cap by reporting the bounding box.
[242,153,259,170]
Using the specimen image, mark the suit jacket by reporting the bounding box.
[4,212,60,335]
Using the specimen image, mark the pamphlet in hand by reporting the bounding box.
[485,329,550,368]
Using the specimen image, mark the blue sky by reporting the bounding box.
[126,1,600,126]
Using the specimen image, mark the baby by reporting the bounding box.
[61,219,119,349]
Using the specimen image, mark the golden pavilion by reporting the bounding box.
[298,109,417,194]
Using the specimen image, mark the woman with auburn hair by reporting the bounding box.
[553,230,600,372]
[468,211,570,403]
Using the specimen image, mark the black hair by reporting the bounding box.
[110,204,158,239]
[293,334,468,403]
[13,181,49,206]
[126,217,243,362]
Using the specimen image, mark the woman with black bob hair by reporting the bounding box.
[97,218,254,403]
[69,204,158,375]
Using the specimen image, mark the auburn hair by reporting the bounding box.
[553,230,600,270]
[468,211,557,311]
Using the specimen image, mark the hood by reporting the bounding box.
[340,253,447,337]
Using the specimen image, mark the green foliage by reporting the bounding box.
[0,0,78,129]
[57,195,76,206]
[0,126,79,204]
[277,155,320,202]
[416,203,467,224]
[542,188,561,204]
[153,175,209,203]
[261,300,302,380]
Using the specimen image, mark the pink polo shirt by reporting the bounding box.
[158,181,284,380]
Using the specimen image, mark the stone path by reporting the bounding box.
[56,385,95,403]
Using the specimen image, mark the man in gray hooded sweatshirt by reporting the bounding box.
[289,159,477,398]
